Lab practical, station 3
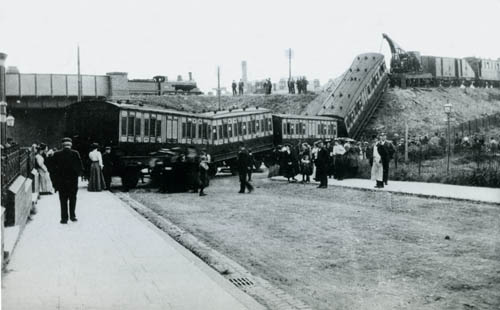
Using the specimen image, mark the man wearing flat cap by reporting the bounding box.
[52,137,84,224]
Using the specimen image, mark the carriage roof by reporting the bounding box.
[273,113,337,121]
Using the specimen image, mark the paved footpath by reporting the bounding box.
[273,177,500,204]
[1,183,264,310]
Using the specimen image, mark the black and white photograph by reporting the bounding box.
[1,0,500,309]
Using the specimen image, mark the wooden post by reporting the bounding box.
[404,121,408,163]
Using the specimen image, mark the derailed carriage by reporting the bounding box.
[65,100,339,188]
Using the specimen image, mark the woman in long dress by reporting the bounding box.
[371,140,384,188]
[35,146,54,194]
[88,143,106,192]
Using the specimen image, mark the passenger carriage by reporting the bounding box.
[65,100,275,187]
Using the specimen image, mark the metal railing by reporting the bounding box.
[1,145,32,206]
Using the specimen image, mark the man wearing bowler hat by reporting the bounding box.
[52,137,84,224]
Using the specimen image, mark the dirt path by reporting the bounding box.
[130,173,500,310]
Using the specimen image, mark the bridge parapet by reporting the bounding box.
[6,73,111,98]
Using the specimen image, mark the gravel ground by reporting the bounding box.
[129,172,500,310]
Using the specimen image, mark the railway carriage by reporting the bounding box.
[272,114,337,146]
[318,53,389,139]
[66,100,275,186]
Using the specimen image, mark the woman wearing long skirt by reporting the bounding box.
[35,146,54,194]
[88,143,106,192]
[371,141,384,188]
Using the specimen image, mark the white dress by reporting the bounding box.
[36,154,54,193]
[370,143,383,182]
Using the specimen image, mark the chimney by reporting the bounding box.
[241,60,248,83]
[188,72,193,81]
[177,75,182,81]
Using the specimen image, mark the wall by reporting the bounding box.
[9,108,67,147]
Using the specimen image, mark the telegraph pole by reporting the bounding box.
[288,48,292,80]
[77,45,82,102]
[217,66,221,110]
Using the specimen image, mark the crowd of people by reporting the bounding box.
[270,138,371,187]
[287,77,309,94]
[269,133,396,189]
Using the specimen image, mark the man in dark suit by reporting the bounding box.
[237,145,254,193]
[52,137,84,224]
[315,140,329,188]
[379,133,394,185]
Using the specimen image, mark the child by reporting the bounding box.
[300,154,313,183]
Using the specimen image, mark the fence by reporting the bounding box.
[447,113,500,140]
[365,111,500,187]
[1,145,33,206]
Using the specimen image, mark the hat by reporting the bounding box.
[91,142,99,149]
[105,146,111,150]
[61,137,72,147]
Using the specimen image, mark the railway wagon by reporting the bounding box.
[319,53,389,139]
[272,114,337,147]
[65,100,275,186]
[465,57,500,83]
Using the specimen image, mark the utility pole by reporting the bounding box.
[77,45,82,102]
[288,48,292,80]
[217,66,221,110]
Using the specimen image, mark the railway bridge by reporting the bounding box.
[1,57,199,147]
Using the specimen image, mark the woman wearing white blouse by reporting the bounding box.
[88,143,106,191]
[35,146,54,194]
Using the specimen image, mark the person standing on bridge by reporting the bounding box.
[232,80,237,96]
[238,79,244,95]
[52,137,84,224]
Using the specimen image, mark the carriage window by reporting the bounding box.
[252,120,256,134]
[233,123,238,136]
[218,125,223,140]
[156,118,162,141]
[144,117,150,137]
[135,118,141,137]
[286,123,291,135]
[242,122,247,135]
[260,119,264,132]
[295,123,300,135]
[127,114,135,136]
[182,122,187,138]
[121,114,127,136]
[186,120,192,138]
[198,122,203,138]
[238,122,242,136]
[256,120,260,132]
[212,126,217,140]
[150,116,157,138]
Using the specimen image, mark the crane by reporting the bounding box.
[382,33,421,74]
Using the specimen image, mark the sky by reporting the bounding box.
[1,0,500,92]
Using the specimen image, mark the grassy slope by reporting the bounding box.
[365,87,500,137]
[130,93,319,115]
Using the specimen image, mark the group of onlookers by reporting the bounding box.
[272,138,366,187]
[231,80,245,96]
[287,77,309,94]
